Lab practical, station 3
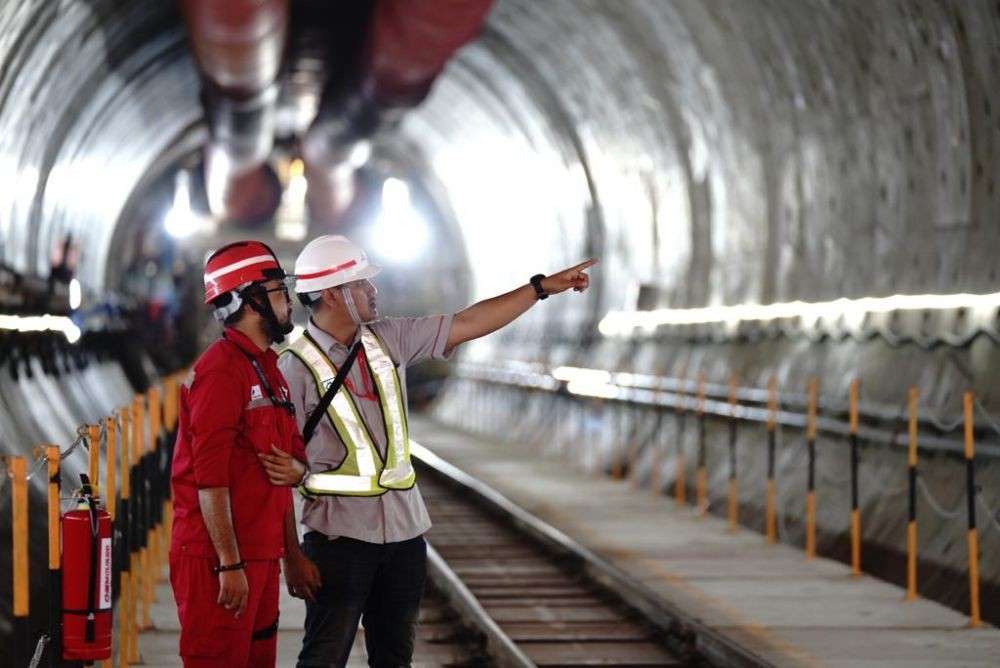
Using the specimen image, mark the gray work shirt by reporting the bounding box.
[278,315,454,544]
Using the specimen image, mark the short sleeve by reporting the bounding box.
[278,351,311,434]
[187,368,244,488]
[373,315,454,367]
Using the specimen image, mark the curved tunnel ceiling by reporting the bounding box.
[1,0,999,344]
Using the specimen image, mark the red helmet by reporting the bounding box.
[203,241,285,304]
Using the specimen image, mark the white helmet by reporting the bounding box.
[293,235,381,294]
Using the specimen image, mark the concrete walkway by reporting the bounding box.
[409,415,1000,668]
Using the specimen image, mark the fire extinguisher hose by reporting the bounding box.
[85,484,100,643]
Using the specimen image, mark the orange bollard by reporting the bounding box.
[963,392,981,627]
[805,378,818,559]
[695,374,708,516]
[105,417,118,522]
[11,457,30,665]
[765,377,778,544]
[674,370,687,506]
[88,423,101,494]
[727,376,739,532]
[906,387,919,601]
[849,379,861,577]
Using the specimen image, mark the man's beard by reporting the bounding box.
[263,312,294,344]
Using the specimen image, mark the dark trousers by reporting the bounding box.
[296,533,427,668]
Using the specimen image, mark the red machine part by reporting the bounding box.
[61,504,113,661]
[304,0,494,226]
[365,0,495,107]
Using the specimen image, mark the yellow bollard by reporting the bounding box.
[727,376,739,532]
[88,423,101,493]
[963,392,981,627]
[11,457,30,664]
[805,378,818,559]
[849,379,861,577]
[47,447,64,664]
[695,374,708,516]
[906,387,919,601]
[133,395,153,633]
[674,370,687,506]
[106,417,118,522]
[765,377,778,543]
[120,406,136,666]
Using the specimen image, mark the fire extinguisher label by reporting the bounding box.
[99,538,113,610]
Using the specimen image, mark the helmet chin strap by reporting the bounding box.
[341,285,375,325]
[245,292,294,344]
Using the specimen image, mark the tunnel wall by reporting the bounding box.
[1,0,999,635]
[418,0,1000,623]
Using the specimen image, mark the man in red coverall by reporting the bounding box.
[169,240,319,667]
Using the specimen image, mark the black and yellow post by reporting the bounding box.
[11,456,29,666]
[727,376,739,531]
[695,374,708,516]
[675,369,687,506]
[765,377,778,544]
[105,416,118,524]
[906,387,919,601]
[963,391,981,627]
[149,386,164,584]
[119,406,134,666]
[136,394,148,631]
[849,379,861,577]
[100,416,117,668]
[805,378,818,559]
[88,423,101,495]
[47,446,62,668]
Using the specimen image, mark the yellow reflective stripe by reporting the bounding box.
[303,472,380,494]
[361,329,410,482]
[286,338,381,478]
[282,347,361,475]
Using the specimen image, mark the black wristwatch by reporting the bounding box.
[530,274,548,300]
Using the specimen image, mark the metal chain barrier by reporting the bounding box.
[977,495,1000,535]
[5,372,185,667]
[915,476,966,520]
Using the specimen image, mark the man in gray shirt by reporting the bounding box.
[262,234,594,667]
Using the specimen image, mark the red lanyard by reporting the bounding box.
[343,347,377,402]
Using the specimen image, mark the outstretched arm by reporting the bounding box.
[445,259,597,355]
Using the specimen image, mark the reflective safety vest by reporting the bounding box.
[281,327,416,496]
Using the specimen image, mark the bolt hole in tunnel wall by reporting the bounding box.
[1,0,1000,661]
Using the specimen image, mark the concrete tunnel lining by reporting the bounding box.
[1,0,1000,651]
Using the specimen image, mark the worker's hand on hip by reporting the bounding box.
[283,550,321,601]
[259,445,307,486]
[541,259,597,295]
[218,569,249,619]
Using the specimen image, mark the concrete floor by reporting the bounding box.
[134,414,1000,667]
[407,415,1000,668]
[138,581,370,667]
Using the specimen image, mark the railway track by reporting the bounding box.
[416,463,699,667]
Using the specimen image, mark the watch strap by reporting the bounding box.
[530,274,548,300]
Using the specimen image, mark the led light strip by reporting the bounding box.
[598,291,1000,336]
[0,314,81,343]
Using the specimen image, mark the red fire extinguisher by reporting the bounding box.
[62,474,113,661]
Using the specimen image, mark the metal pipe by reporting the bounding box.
[178,0,289,223]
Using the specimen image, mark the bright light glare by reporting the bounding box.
[371,178,429,263]
[348,141,372,169]
[0,314,81,342]
[164,170,210,239]
[276,159,308,241]
[68,278,82,310]
[599,292,1000,336]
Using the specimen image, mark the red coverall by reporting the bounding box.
[169,328,307,667]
